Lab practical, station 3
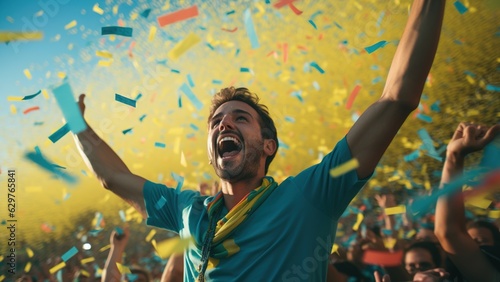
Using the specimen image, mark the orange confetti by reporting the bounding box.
[23,106,40,114]
[346,85,362,110]
[221,27,238,32]
[157,5,199,27]
[283,43,288,63]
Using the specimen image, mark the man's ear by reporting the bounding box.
[263,139,277,157]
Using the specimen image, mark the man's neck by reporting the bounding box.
[220,177,264,210]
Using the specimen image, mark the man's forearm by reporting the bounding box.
[383,0,446,106]
[73,126,130,189]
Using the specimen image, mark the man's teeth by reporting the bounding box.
[219,136,240,145]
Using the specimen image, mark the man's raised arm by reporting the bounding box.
[73,94,147,218]
[347,0,446,179]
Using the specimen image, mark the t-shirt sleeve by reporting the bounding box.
[291,136,371,218]
[142,180,199,232]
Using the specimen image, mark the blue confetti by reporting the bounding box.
[404,149,420,162]
[187,74,195,87]
[284,116,295,123]
[243,8,259,49]
[453,0,468,14]
[291,91,303,102]
[212,79,223,84]
[240,67,250,72]
[122,128,133,135]
[24,151,77,184]
[48,123,70,143]
[154,142,166,148]
[51,81,87,134]
[486,84,500,92]
[225,10,235,15]
[139,114,147,122]
[101,26,133,37]
[134,93,142,101]
[308,20,317,29]
[179,83,203,110]
[171,69,180,74]
[115,93,137,107]
[417,113,433,123]
[155,196,167,210]
[115,227,124,236]
[333,22,343,30]
[119,210,126,222]
[171,172,185,192]
[309,62,325,74]
[140,8,151,18]
[22,90,42,100]
[278,139,289,149]
[312,81,320,90]
[61,246,78,262]
[430,101,441,112]
[376,11,385,27]
[190,123,199,131]
[206,43,215,50]
[372,76,383,84]
[364,40,387,54]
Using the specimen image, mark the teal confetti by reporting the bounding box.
[155,196,167,210]
[171,69,180,74]
[51,81,87,134]
[309,62,324,74]
[122,128,133,135]
[24,151,77,184]
[139,114,147,122]
[140,9,151,18]
[308,20,317,29]
[417,113,433,123]
[22,90,42,100]
[454,0,468,14]
[486,84,500,92]
[364,40,387,54]
[179,83,203,110]
[240,67,250,72]
[48,123,70,143]
[115,93,136,107]
[134,93,142,101]
[61,246,78,262]
[243,8,259,49]
[226,10,235,15]
[171,172,184,192]
[212,79,223,84]
[187,74,195,87]
[101,26,133,37]
[190,123,199,131]
[154,142,166,148]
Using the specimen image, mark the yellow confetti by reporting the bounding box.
[0,275,4,282]
[0,255,3,261]
[331,243,339,254]
[35,10,44,17]
[0,31,43,42]
[488,210,500,219]
[98,60,113,67]
[93,3,104,15]
[406,229,417,239]
[330,158,359,178]
[154,237,192,259]
[465,197,492,209]
[168,33,201,60]
[24,69,32,80]
[352,212,364,231]
[109,35,116,42]
[6,16,14,23]
[24,262,32,273]
[130,12,138,20]
[162,1,170,10]
[181,151,187,167]
[384,205,406,215]
[7,96,23,101]
[81,257,95,264]
[26,248,34,258]
[68,43,73,50]
[10,105,17,114]
[116,262,131,274]
[96,50,113,58]
[99,245,111,252]
[466,75,476,85]
[383,237,397,249]
[145,229,157,242]
[112,5,119,15]
[64,20,77,30]
[466,109,479,116]
[49,262,66,274]
[80,270,90,277]
[57,72,66,79]
[148,26,157,42]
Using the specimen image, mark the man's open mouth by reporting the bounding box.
[217,136,242,158]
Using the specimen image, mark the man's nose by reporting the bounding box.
[219,116,234,131]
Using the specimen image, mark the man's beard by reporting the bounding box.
[213,138,264,181]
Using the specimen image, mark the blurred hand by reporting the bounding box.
[413,268,449,282]
[446,122,500,157]
[374,271,391,282]
[375,193,396,209]
[110,226,130,250]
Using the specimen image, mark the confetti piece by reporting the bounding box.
[24,262,32,273]
[0,31,43,43]
[51,81,87,134]
[179,83,203,110]
[221,27,238,32]
[155,196,167,210]
[146,229,157,242]
[489,210,500,219]
[157,5,199,27]
[48,124,70,143]
[154,142,166,148]
[141,8,152,18]
[362,250,403,267]
[148,26,157,42]
[99,245,110,252]
[61,246,78,262]
[454,0,468,14]
[101,26,133,37]
[93,3,104,15]
[154,237,192,259]
[24,151,78,184]
[417,113,433,123]
[364,40,387,54]
[466,197,492,209]
[116,262,131,274]
[8,90,41,101]
[23,106,40,114]
[171,172,185,192]
[384,205,406,215]
[240,67,251,73]
[485,84,500,92]
[96,50,112,58]
[181,151,187,167]
[49,262,66,274]
[308,20,317,29]
[330,158,359,178]
[98,60,112,67]
[352,212,364,231]
[187,74,195,87]
[115,93,137,107]
[81,257,95,264]
[26,248,34,258]
[24,69,32,80]
[139,114,147,122]
[64,20,77,30]
[243,8,259,49]
[345,85,362,110]
[57,72,66,79]
[115,227,124,236]
[168,33,201,60]
[309,62,324,74]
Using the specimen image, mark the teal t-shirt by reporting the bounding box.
[143,137,369,281]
